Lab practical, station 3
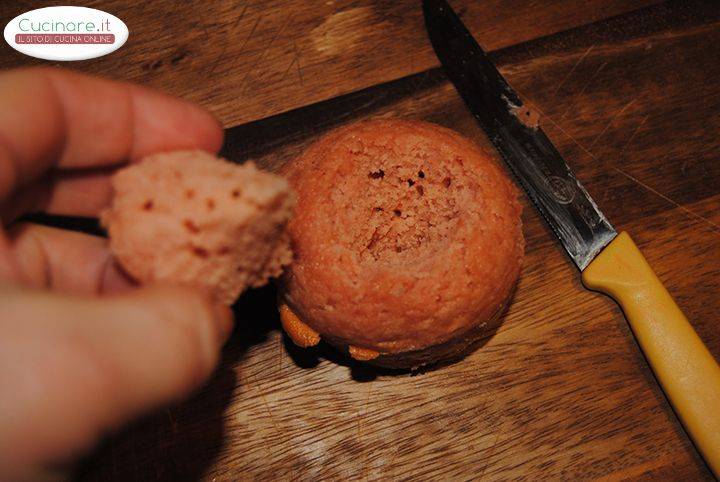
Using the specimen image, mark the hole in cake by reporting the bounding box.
[366,228,380,250]
[183,219,200,233]
[142,200,154,210]
[347,142,465,263]
[443,177,452,188]
[231,189,241,198]
[185,189,195,199]
[191,246,209,258]
[206,198,215,210]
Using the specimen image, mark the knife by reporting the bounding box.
[423,0,720,475]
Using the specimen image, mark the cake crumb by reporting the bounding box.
[511,105,540,129]
[102,150,295,305]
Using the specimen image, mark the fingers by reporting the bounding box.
[0,67,224,203]
[0,284,233,479]
[7,223,132,293]
[3,169,113,222]
[0,230,24,281]
[42,169,113,217]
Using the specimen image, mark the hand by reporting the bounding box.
[0,68,233,481]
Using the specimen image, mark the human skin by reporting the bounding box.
[0,67,233,481]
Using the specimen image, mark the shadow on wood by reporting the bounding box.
[75,285,280,482]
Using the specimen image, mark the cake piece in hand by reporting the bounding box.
[101,150,294,305]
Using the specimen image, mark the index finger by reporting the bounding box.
[0,67,224,202]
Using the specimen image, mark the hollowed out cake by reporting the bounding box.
[279,119,524,368]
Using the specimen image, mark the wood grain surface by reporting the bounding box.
[1,0,662,127]
[2,0,719,480]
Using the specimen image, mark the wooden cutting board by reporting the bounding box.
[2,0,718,480]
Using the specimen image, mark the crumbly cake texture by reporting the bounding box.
[280,119,524,357]
[102,150,295,305]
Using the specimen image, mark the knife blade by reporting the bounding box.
[424,0,720,475]
[423,0,615,271]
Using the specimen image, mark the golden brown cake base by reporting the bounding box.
[279,289,514,370]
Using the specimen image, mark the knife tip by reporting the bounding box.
[422,0,446,14]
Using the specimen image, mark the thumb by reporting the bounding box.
[0,283,233,480]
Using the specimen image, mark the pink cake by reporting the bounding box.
[102,150,294,305]
[279,120,524,368]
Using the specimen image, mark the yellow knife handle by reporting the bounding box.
[582,231,720,476]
